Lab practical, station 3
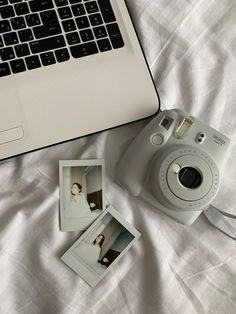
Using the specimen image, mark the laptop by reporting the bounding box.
[0,0,160,161]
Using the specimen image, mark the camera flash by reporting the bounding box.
[174,116,194,139]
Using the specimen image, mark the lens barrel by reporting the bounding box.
[178,167,202,189]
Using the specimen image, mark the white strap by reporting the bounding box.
[204,205,236,241]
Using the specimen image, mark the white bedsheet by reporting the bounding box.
[1,0,236,313]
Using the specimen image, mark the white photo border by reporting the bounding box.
[61,205,141,287]
[59,159,105,232]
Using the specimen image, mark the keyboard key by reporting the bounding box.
[40,10,57,23]
[72,3,85,16]
[55,0,68,6]
[55,48,70,62]
[0,20,11,33]
[85,1,99,14]
[25,14,41,27]
[98,0,116,23]
[70,41,98,58]
[0,0,8,7]
[11,17,26,30]
[0,5,15,19]
[62,19,76,32]
[0,46,15,61]
[75,16,89,29]
[18,29,33,42]
[69,0,82,3]
[97,38,111,52]
[93,26,107,39]
[10,58,26,73]
[33,20,62,39]
[9,0,23,3]
[80,28,93,42]
[106,23,124,49]
[25,55,41,70]
[40,51,56,66]
[89,13,103,26]
[14,2,29,16]
[66,32,80,45]
[58,6,72,20]
[30,35,66,54]
[3,32,18,46]
[29,0,53,13]
[0,62,11,77]
[15,43,30,57]
[0,35,3,47]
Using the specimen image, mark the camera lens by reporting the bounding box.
[178,167,202,189]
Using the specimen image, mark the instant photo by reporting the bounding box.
[59,160,105,231]
[61,206,141,287]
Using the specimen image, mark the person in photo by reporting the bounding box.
[75,234,108,274]
[65,182,92,218]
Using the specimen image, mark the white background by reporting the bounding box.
[0,0,236,313]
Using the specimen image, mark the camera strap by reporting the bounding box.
[204,205,236,241]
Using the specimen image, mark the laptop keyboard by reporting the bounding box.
[0,0,125,77]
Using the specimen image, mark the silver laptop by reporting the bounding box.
[0,0,159,160]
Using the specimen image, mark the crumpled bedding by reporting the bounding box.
[1,0,236,313]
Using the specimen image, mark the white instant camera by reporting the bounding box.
[117,109,231,225]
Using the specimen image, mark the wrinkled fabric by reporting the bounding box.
[1,0,236,313]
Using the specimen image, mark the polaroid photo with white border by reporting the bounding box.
[61,205,141,287]
[59,159,105,232]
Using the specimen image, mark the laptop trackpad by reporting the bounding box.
[0,89,25,146]
[0,126,24,145]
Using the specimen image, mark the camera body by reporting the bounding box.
[117,109,231,225]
